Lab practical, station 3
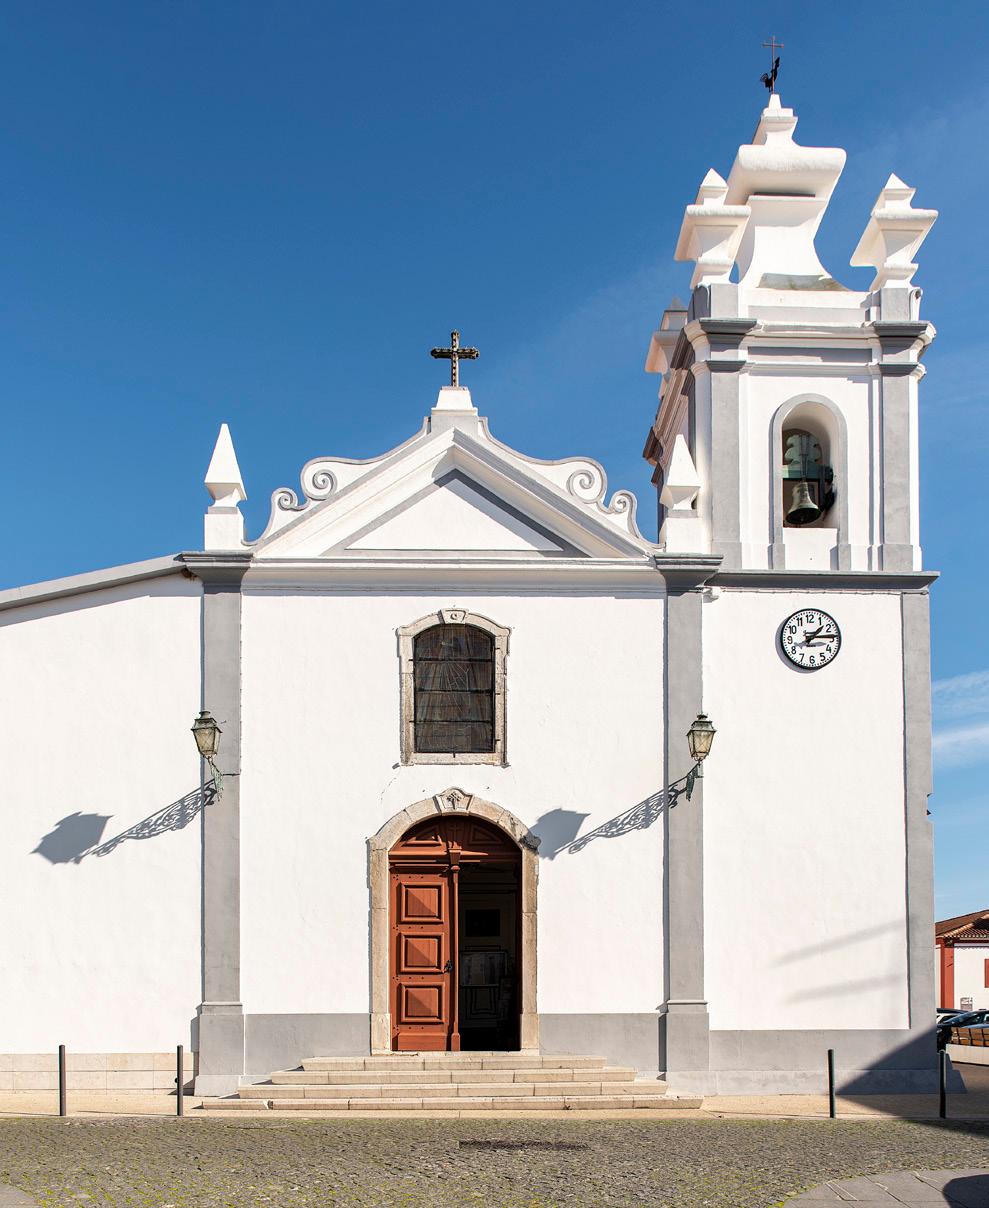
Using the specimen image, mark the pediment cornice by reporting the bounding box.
[251,415,658,564]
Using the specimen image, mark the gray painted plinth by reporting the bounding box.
[196,1006,246,1097]
[211,1012,665,1085]
[244,1014,370,1077]
[703,1068,940,1096]
[197,1012,943,1095]
[538,1013,662,1074]
[706,1028,942,1095]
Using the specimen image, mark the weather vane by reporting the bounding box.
[761,35,783,94]
[430,330,479,388]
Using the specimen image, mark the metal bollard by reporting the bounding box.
[939,1048,948,1119]
[58,1045,67,1117]
[827,1048,836,1119]
[176,1045,184,1117]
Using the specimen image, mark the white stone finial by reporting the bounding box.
[695,168,729,204]
[428,385,480,436]
[659,435,703,554]
[433,386,475,413]
[645,297,688,375]
[204,423,247,550]
[724,96,846,287]
[850,173,938,291]
[751,92,798,146]
[674,169,751,289]
[660,434,701,511]
[205,423,246,506]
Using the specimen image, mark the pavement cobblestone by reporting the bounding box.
[0,1117,988,1207]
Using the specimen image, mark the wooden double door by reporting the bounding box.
[389,815,521,1052]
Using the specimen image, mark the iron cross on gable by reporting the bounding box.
[761,35,783,93]
[430,330,479,388]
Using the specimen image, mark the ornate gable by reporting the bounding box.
[244,388,657,566]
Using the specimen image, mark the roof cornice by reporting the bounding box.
[711,569,938,592]
[653,553,723,591]
[0,554,188,614]
[241,556,664,593]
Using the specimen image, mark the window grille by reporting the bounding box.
[413,624,495,754]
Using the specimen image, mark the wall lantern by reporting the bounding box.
[191,710,223,795]
[685,712,716,799]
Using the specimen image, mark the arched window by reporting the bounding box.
[398,610,510,765]
[414,624,494,754]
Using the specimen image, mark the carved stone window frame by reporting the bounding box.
[398,608,510,766]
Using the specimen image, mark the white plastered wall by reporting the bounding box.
[954,946,989,1010]
[0,578,203,1051]
[702,588,908,1031]
[239,589,665,1018]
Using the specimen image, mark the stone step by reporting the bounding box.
[301,1054,608,1072]
[206,1092,701,1112]
[270,1066,638,1086]
[238,1080,644,1100]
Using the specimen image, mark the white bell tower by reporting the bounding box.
[643,94,937,572]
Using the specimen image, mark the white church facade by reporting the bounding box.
[3,95,939,1097]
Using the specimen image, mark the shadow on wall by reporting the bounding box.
[776,917,914,1009]
[33,785,214,865]
[532,777,696,858]
[776,919,907,966]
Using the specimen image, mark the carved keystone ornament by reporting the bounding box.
[434,787,473,812]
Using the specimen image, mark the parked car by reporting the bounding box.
[937,1009,989,1049]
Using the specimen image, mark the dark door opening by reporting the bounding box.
[457,861,520,1051]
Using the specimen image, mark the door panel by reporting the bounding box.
[390,870,453,1050]
[399,983,445,1024]
[398,882,443,923]
[398,933,443,974]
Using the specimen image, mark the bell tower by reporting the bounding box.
[643,94,937,572]
[648,91,940,1097]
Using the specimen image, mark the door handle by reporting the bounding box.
[443,959,453,973]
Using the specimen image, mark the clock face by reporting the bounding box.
[780,608,842,670]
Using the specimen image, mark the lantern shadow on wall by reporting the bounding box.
[534,714,716,856]
[33,785,215,865]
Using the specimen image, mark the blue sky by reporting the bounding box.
[0,2,984,916]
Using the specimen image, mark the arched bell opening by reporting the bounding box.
[780,402,838,529]
[368,795,539,1055]
[770,394,851,570]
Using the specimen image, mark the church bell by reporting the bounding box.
[782,430,835,528]
[786,479,821,526]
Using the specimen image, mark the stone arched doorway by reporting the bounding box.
[369,791,538,1054]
